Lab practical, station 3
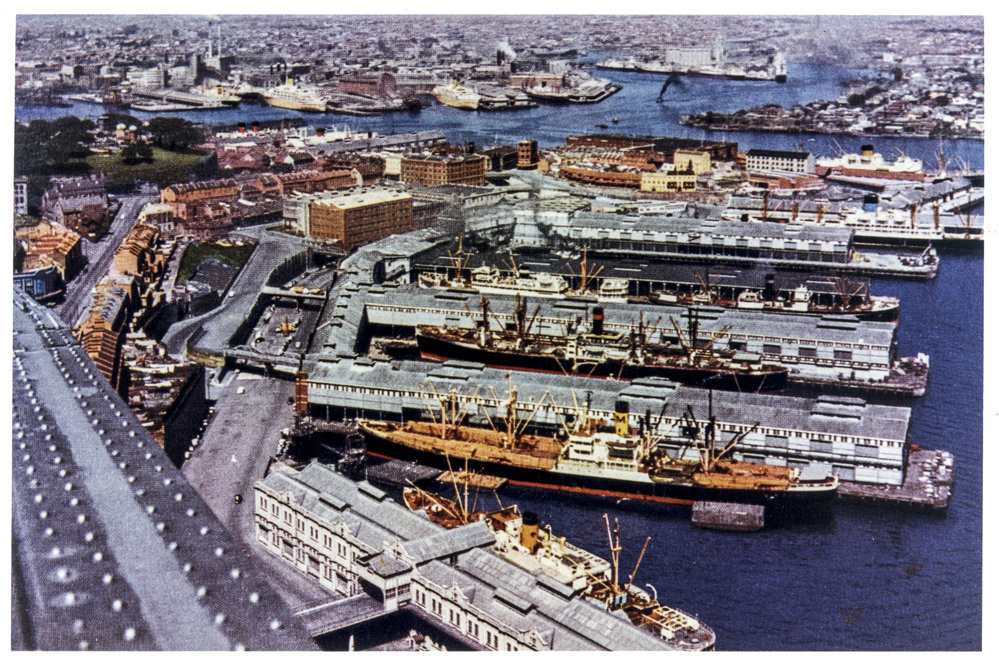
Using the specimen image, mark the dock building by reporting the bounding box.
[255,460,685,650]
[499,208,938,279]
[744,149,815,174]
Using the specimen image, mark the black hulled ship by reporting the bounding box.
[416,298,787,392]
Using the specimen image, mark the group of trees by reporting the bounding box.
[15,114,207,175]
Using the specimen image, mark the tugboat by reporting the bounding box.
[416,297,787,392]
[402,480,715,649]
[357,382,839,508]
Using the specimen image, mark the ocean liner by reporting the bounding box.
[261,79,328,112]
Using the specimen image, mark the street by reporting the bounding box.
[181,371,333,609]
[56,193,151,328]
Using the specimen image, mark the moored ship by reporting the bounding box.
[261,79,328,112]
[649,273,900,322]
[416,299,787,392]
[403,485,715,649]
[432,81,481,110]
[357,387,839,509]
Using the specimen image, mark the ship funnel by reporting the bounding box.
[763,274,777,301]
[520,511,540,553]
[863,194,879,213]
[592,306,604,335]
[861,144,875,157]
[614,399,630,437]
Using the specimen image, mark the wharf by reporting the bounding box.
[837,448,954,511]
[367,459,442,487]
[788,354,929,398]
[294,594,391,637]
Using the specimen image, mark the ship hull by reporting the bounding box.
[261,97,327,112]
[415,330,787,392]
[359,425,837,509]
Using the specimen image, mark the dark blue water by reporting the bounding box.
[17,62,982,650]
[16,62,983,170]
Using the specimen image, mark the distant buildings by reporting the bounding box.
[401,153,487,186]
[284,188,414,251]
[517,140,539,168]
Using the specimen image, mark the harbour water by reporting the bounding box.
[16,62,983,170]
[17,61,983,650]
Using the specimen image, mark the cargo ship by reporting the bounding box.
[403,485,715,649]
[651,273,900,322]
[358,389,839,508]
[416,299,787,392]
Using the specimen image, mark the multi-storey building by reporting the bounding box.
[75,275,137,396]
[672,148,712,174]
[401,153,487,186]
[112,221,164,280]
[14,176,28,214]
[254,461,675,651]
[16,221,84,281]
[41,174,110,236]
[517,140,539,168]
[160,178,239,228]
[745,148,816,174]
[285,188,413,250]
[640,166,698,193]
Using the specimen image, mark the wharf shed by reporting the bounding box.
[255,461,677,650]
[302,355,912,485]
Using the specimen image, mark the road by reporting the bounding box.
[56,194,151,328]
[181,371,334,609]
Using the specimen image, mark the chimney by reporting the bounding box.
[592,306,604,335]
[520,512,539,553]
[238,122,246,134]
[614,399,630,438]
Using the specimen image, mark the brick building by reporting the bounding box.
[16,221,84,281]
[113,221,164,280]
[286,188,413,251]
[401,153,487,186]
[517,140,539,168]
[160,179,239,230]
[41,174,110,236]
[75,276,138,397]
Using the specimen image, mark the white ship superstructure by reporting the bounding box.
[261,79,328,112]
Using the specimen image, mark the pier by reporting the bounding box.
[837,447,954,511]
[294,595,393,637]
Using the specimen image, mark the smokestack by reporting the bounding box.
[863,193,879,213]
[520,512,539,553]
[861,144,875,158]
[251,121,260,133]
[238,122,246,134]
[614,399,630,438]
[467,141,476,154]
[316,127,326,137]
[763,274,777,301]
[592,306,604,335]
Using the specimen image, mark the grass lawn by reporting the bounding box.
[86,147,207,188]
[176,240,257,285]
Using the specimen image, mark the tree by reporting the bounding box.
[145,116,204,151]
[120,142,154,164]
[14,116,95,175]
